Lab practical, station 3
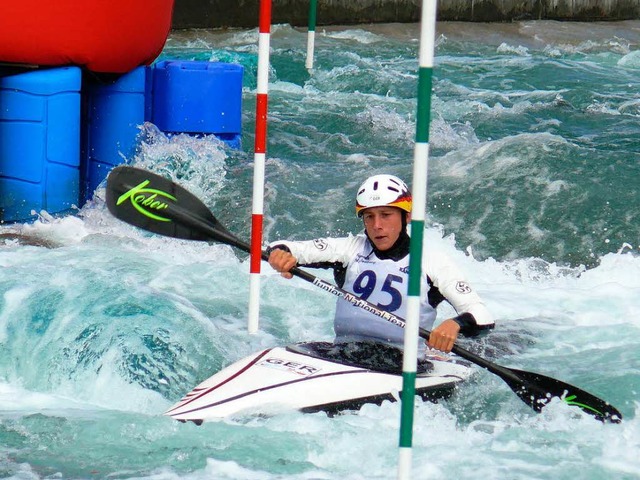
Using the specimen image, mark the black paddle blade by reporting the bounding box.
[452,345,622,423]
[106,166,238,245]
[506,367,622,423]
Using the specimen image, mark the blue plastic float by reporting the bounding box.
[1,39,243,222]
[0,67,82,221]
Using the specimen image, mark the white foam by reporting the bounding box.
[323,29,384,45]
[497,42,530,56]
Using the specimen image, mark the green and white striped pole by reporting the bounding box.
[397,1,437,479]
[305,0,317,70]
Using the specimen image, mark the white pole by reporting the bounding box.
[305,30,316,70]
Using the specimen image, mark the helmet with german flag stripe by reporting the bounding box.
[355,174,412,217]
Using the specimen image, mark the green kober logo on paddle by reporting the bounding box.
[116,180,176,222]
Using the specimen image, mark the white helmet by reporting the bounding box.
[355,174,412,217]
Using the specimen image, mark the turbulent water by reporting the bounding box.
[1,20,639,479]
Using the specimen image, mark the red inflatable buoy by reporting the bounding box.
[0,0,174,73]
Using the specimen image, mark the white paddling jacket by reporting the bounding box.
[270,232,494,349]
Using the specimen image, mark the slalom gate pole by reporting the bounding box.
[306,0,318,70]
[248,0,273,334]
[397,1,437,479]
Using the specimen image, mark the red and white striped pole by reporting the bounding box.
[248,0,272,334]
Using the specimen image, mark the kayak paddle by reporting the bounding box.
[105,165,623,423]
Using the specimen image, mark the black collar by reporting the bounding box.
[367,229,410,261]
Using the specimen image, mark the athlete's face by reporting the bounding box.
[361,206,408,251]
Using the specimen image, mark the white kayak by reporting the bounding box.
[165,341,473,423]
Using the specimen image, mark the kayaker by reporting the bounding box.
[267,174,494,353]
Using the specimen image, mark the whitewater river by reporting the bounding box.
[1,20,639,479]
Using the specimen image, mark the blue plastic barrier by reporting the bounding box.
[81,67,147,203]
[0,66,81,222]
[0,60,244,214]
[150,60,243,148]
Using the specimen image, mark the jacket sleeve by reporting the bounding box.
[267,234,362,267]
[423,250,494,337]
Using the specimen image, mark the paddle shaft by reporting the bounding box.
[163,197,428,332]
